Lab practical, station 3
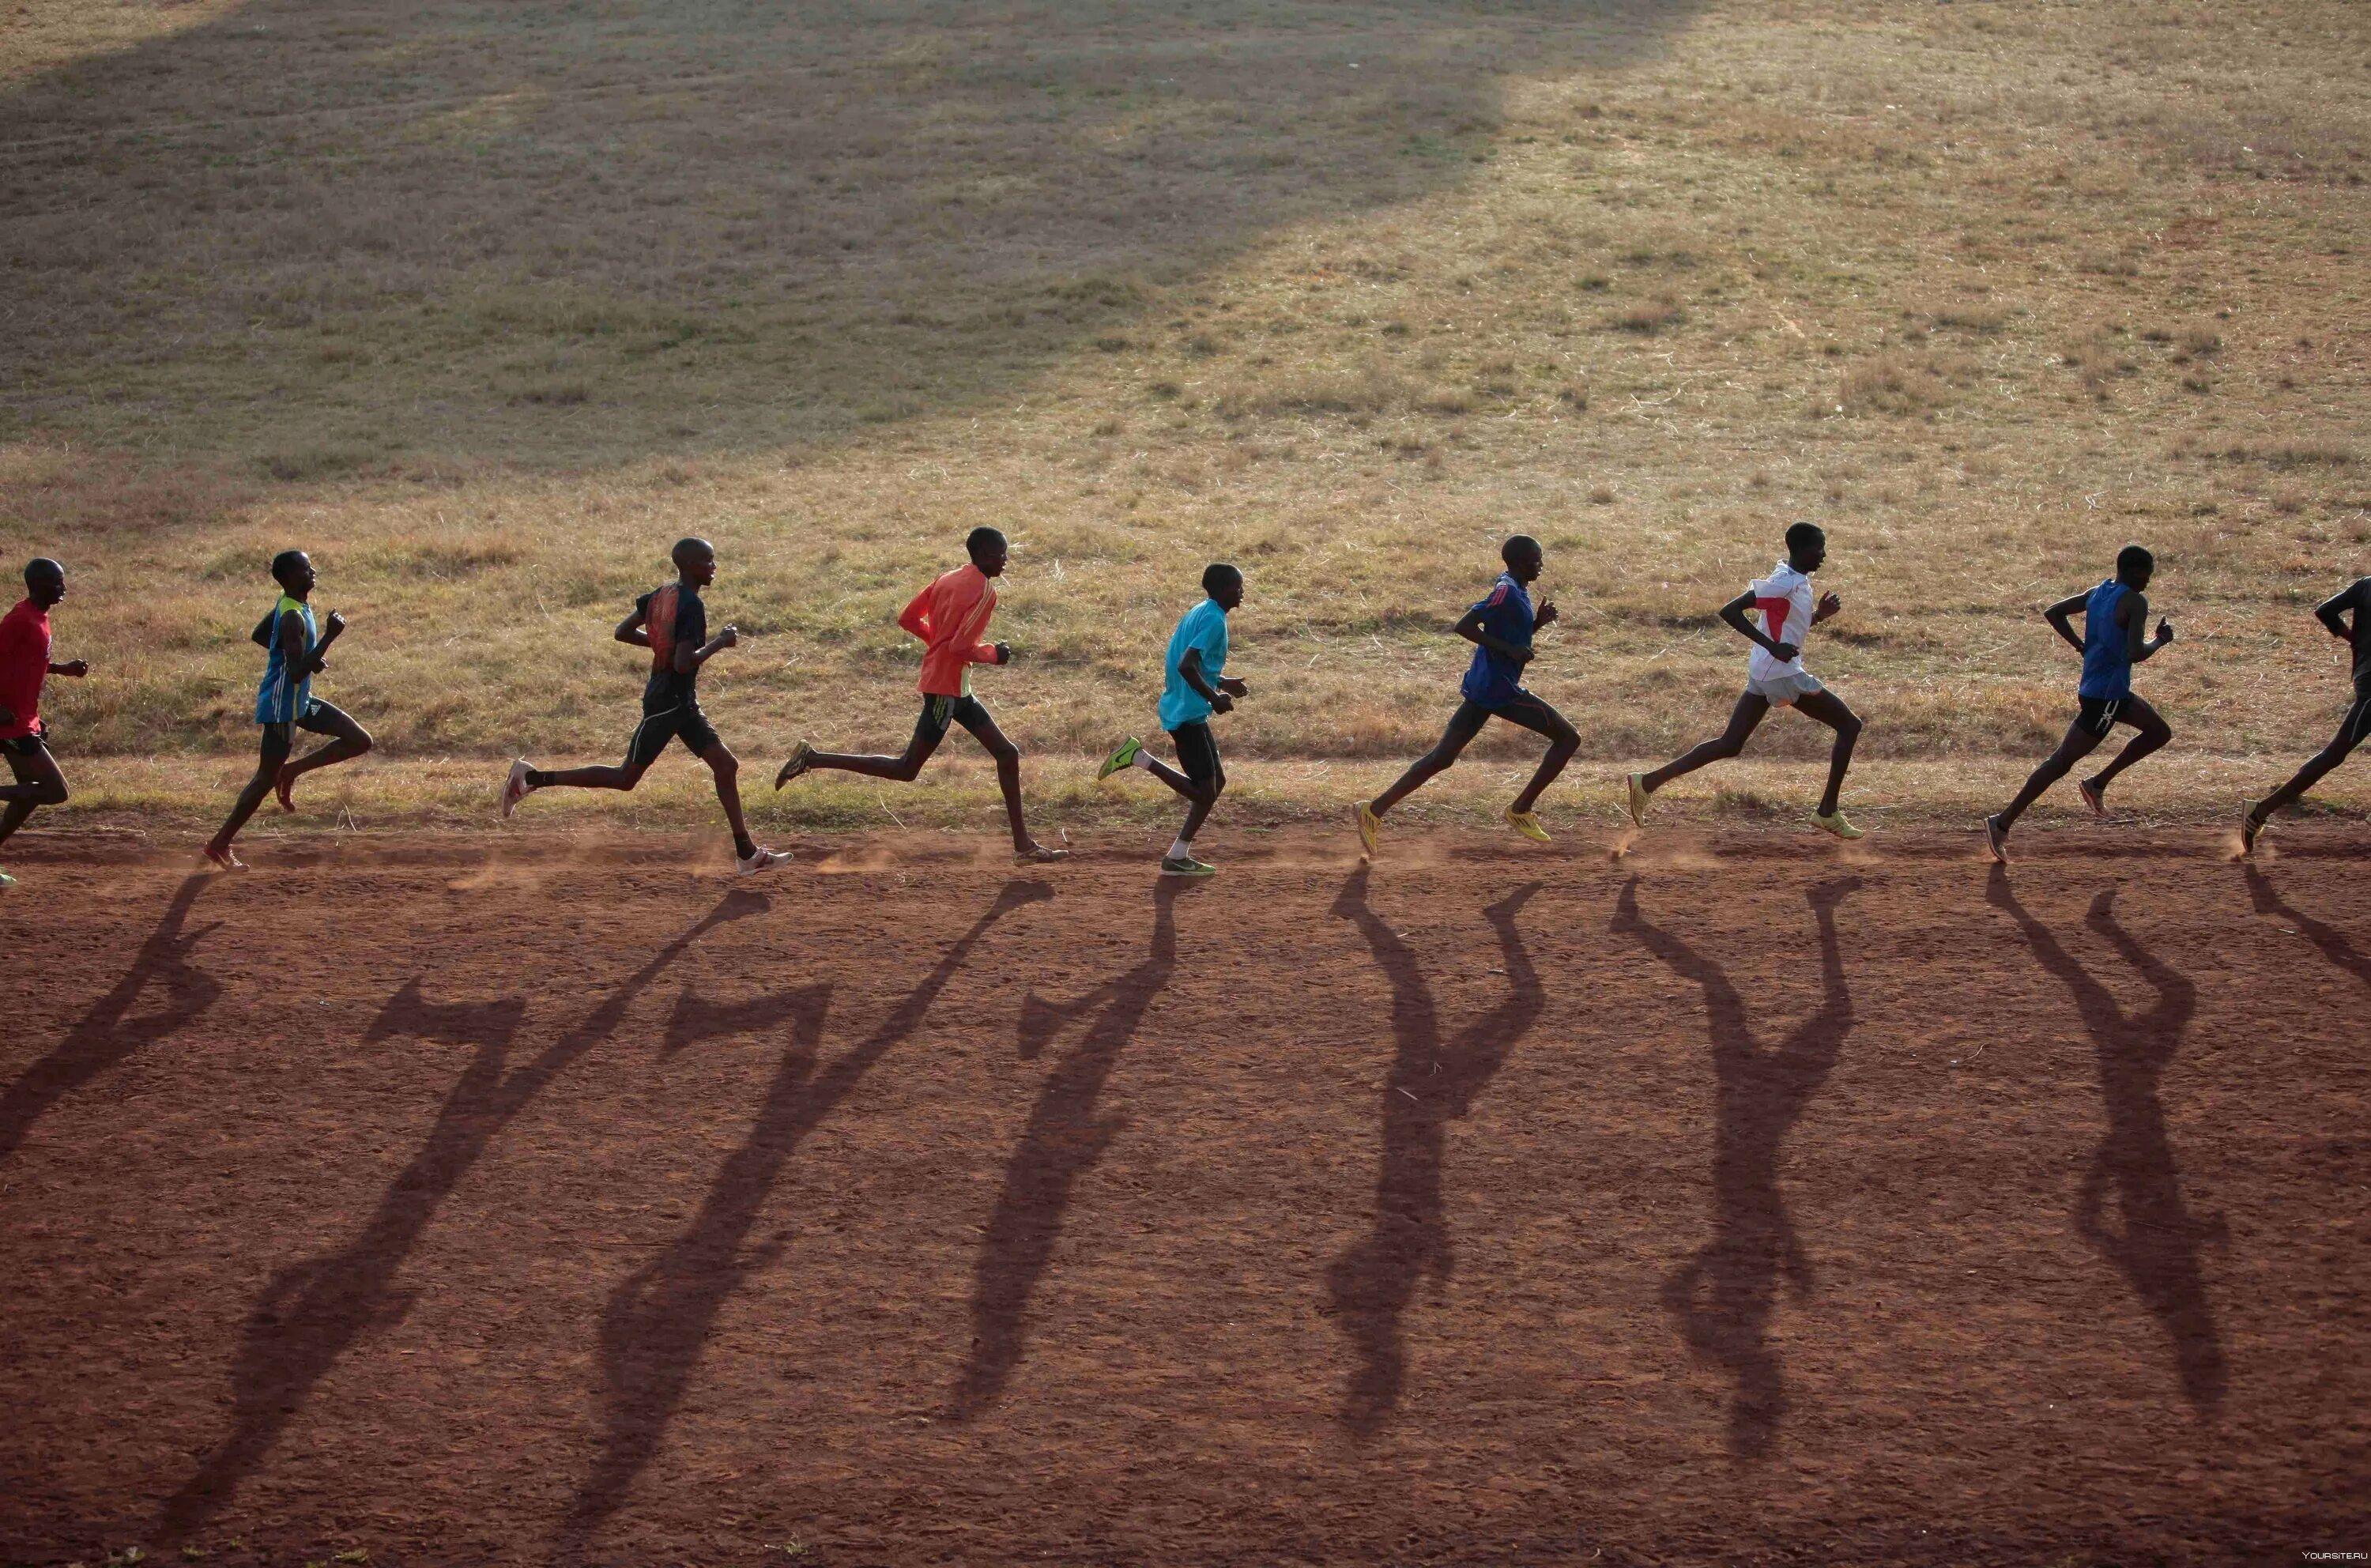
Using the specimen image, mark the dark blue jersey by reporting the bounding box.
[1461,573,1534,707]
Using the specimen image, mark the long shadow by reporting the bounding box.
[0,0,1701,466]
[0,873,221,1162]
[1610,875,1858,1463]
[2243,861,2371,991]
[1987,869,2226,1415]
[564,876,1054,1543]
[1322,868,1543,1436]
[946,875,1193,1422]
[154,885,771,1544]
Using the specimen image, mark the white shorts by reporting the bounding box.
[1747,670,1825,707]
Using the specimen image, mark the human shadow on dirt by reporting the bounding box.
[1322,868,1542,1436]
[1611,874,1858,1463]
[565,876,1054,1542]
[0,873,220,1163]
[0,0,1700,466]
[946,875,1192,1422]
[1986,869,2226,1415]
[153,885,770,1544]
[2243,861,2371,992]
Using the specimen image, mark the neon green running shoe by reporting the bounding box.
[1099,737,1143,781]
[0,869,15,890]
[1812,808,1864,841]
[1506,807,1551,843]
[1159,854,1216,878]
[1356,803,1382,861]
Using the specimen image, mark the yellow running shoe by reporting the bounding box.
[1356,802,1382,861]
[1098,737,1143,781]
[1506,807,1551,842]
[1625,772,1650,828]
[1812,808,1864,841]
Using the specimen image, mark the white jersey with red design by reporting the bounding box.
[1747,561,1815,683]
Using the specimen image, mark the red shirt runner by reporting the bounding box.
[0,597,52,741]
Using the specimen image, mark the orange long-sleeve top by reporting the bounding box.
[899,563,1002,696]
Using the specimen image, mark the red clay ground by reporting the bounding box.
[2,825,2365,1566]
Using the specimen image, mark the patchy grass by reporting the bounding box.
[3,0,2369,825]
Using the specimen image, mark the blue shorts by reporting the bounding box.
[1445,690,1567,744]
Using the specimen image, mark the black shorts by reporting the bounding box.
[1444,690,1569,746]
[0,730,50,760]
[260,699,349,763]
[625,699,721,767]
[2335,678,2371,754]
[2075,695,2129,738]
[1168,721,1223,790]
[913,692,994,748]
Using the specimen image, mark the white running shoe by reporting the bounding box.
[501,759,534,820]
[737,846,792,876]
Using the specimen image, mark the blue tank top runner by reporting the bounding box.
[255,594,317,724]
[2078,579,2132,701]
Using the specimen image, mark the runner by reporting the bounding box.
[774,526,1068,864]
[0,558,91,888]
[1625,521,1865,840]
[500,537,788,876]
[1985,545,2175,865]
[1355,535,1576,860]
[204,550,373,871]
[1098,564,1249,878]
[2241,573,2371,855]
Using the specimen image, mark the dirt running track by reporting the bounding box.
[1,827,2365,1566]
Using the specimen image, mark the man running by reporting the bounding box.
[774,526,1068,864]
[1356,534,1576,859]
[0,558,90,888]
[2242,573,2371,854]
[1626,521,1865,839]
[1985,544,2175,865]
[501,537,787,876]
[205,549,373,871]
[1099,563,1249,877]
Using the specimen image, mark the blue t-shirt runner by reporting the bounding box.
[1160,597,1230,730]
[1461,572,1535,707]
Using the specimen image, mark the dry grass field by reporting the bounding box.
[2,0,2369,839]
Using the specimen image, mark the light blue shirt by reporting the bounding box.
[1159,597,1230,730]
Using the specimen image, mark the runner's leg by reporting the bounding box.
[2251,690,2371,823]
[1789,688,1864,817]
[2082,694,2170,799]
[1495,696,1581,814]
[1996,719,2105,831]
[697,741,759,858]
[958,706,1042,852]
[805,703,944,782]
[0,743,67,852]
[1638,693,1770,794]
[1370,703,1490,817]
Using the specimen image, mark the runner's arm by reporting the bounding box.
[2043,592,2088,655]
[307,610,346,673]
[1178,646,1232,712]
[682,626,737,673]
[1717,590,1792,661]
[1454,604,1532,665]
[613,604,652,648]
[2314,581,2365,643]
[2124,591,2173,662]
[897,586,933,641]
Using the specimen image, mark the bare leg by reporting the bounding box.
[1994,720,2105,832]
[1500,702,1580,814]
[1369,707,1487,818]
[698,742,757,858]
[273,706,373,808]
[2252,697,2371,824]
[805,715,940,783]
[1640,694,1770,795]
[532,761,651,791]
[0,745,67,853]
[1789,688,1864,817]
[2080,695,2170,802]
[207,764,280,858]
[1141,754,1221,840]
[961,712,1048,853]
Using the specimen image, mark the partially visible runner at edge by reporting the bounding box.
[1985,543,2176,865]
[205,548,374,871]
[774,526,1069,864]
[1626,519,1865,840]
[1357,533,1579,860]
[501,537,788,876]
[1099,562,1250,877]
[0,557,91,888]
[2243,571,2371,855]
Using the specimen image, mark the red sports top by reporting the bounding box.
[899,564,1002,696]
[0,597,52,741]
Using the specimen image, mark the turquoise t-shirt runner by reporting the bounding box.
[1159,597,1230,729]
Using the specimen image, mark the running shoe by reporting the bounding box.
[0,870,15,890]
[1506,807,1551,842]
[1160,854,1216,878]
[1985,814,2010,865]
[1016,842,1072,864]
[203,843,247,872]
[2239,800,2264,858]
[1356,802,1381,861]
[2076,778,2106,817]
[500,759,534,820]
[773,740,816,791]
[1098,737,1143,781]
[1625,772,1651,828]
[1811,808,1864,841]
